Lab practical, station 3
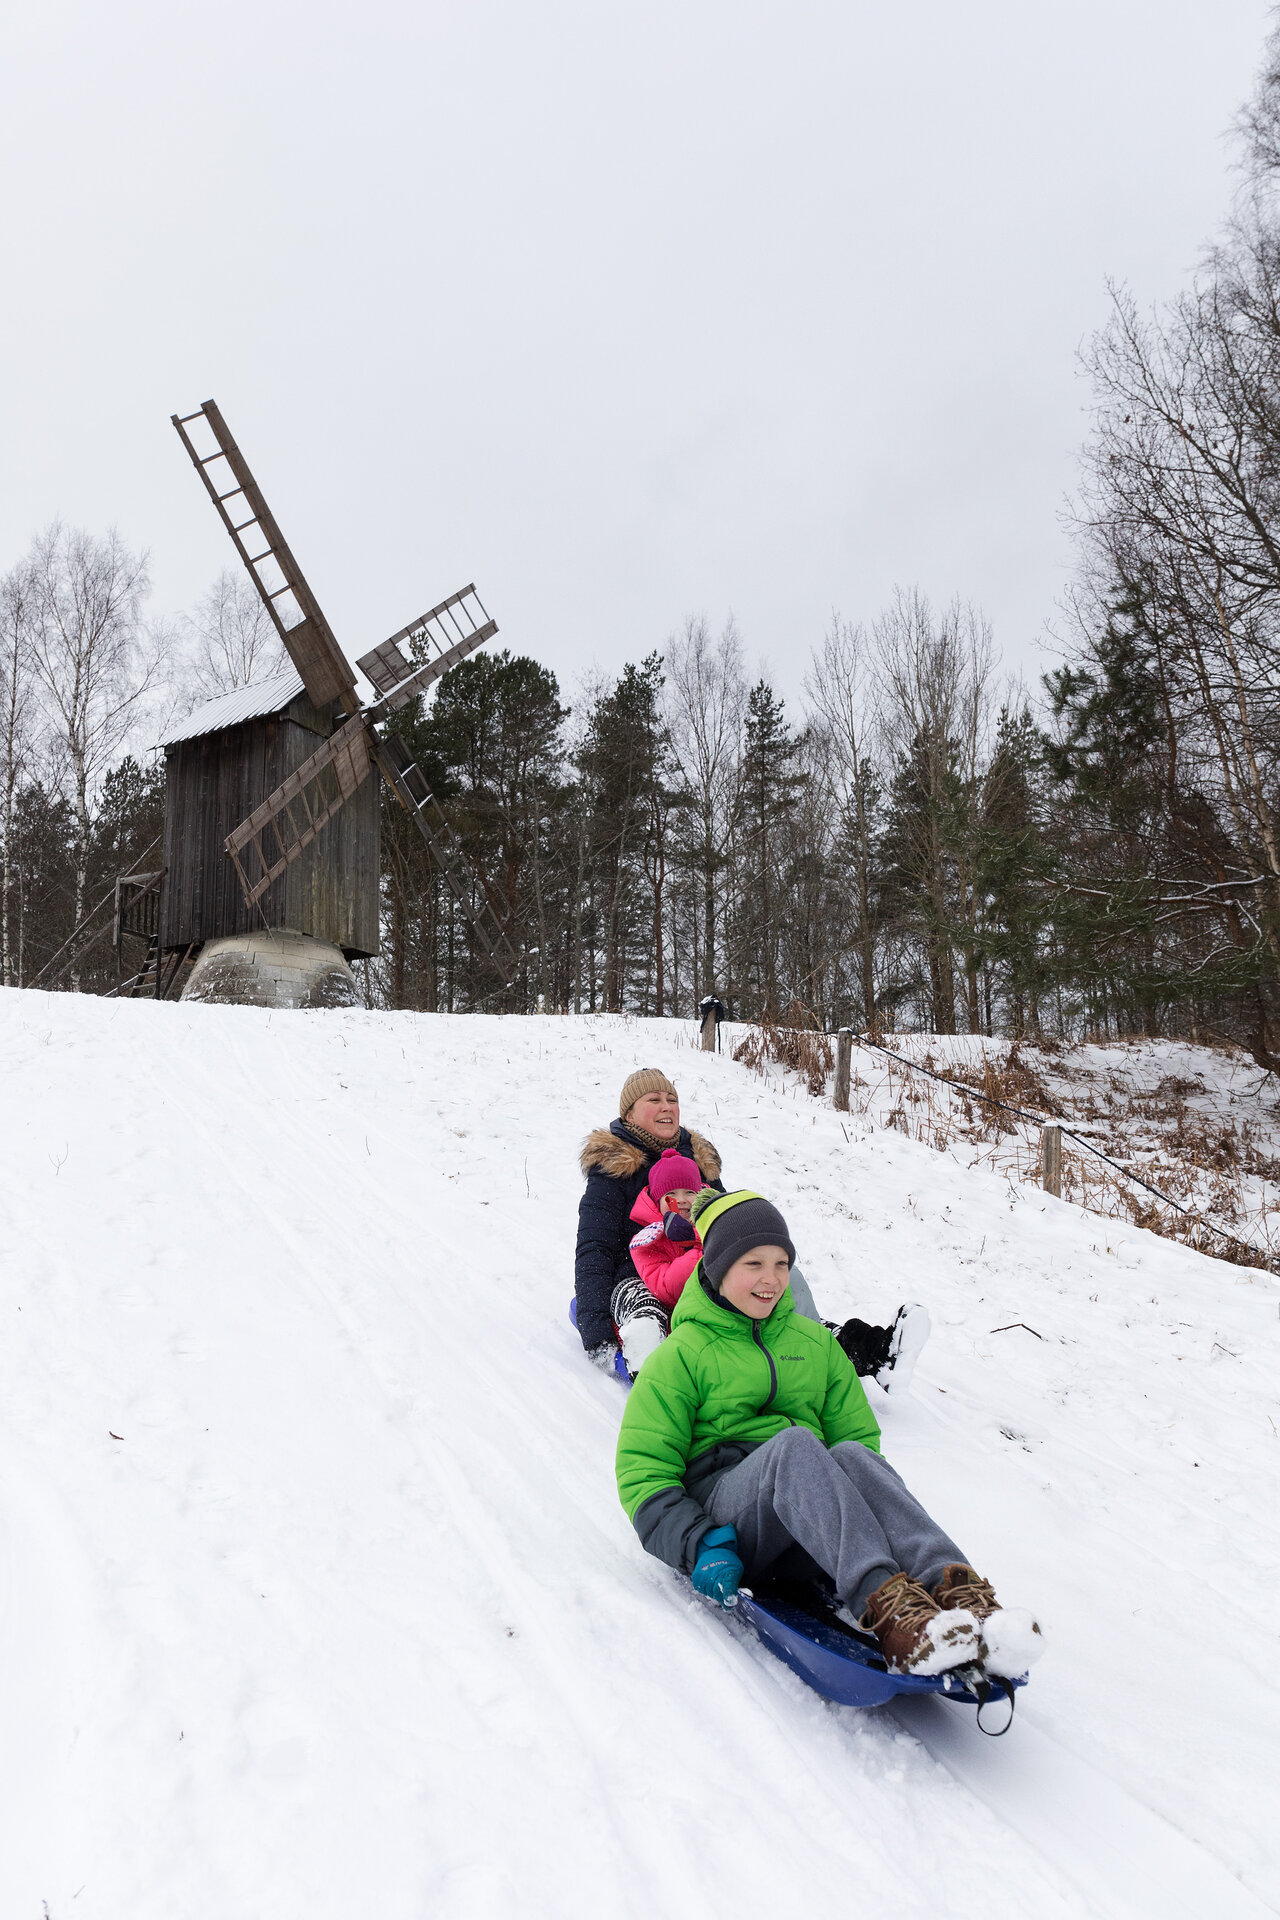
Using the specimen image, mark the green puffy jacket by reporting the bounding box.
[615,1194,881,1573]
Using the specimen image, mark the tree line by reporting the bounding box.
[0,538,285,992]
[9,27,1280,1061]
[1043,22,1280,1071]
[384,25,1280,1068]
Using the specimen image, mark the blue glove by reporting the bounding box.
[663,1211,697,1245]
[691,1526,743,1607]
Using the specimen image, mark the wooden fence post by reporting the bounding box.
[1041,1123,1062,1197]
[833,1029,853,1112]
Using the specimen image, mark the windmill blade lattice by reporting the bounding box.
[225,716,374,905]
[372,732,520,984]
[171,401,358,710]
[358,586,497,716]
[222,578,503,924]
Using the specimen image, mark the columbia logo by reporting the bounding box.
[777,1355,804,1363]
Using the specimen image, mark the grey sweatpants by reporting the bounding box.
[703,1425,966,1615]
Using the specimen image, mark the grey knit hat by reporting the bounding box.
[700,1193,795,1290]
[619,1067,678,1119]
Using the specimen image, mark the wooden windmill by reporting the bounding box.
[156,400,518,996]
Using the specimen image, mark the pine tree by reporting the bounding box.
[379,651,568,1011]
[430,651,568,1010]
[576,655,672,1012]
[732,680,807,1018]
[1043,581,1176,1034]
[881,723,965,1031]
[977,707,1052,1037]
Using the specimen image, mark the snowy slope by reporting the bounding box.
[0,996,1276,1920]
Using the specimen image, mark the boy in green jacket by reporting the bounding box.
[616,1190,1042,1678]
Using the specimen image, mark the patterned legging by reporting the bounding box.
[610,1274,668,1342]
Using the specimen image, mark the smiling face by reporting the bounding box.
[628,1088,680,1139]
[717,1245,791,1318]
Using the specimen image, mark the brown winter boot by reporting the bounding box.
[932,1563,1044,1679]
[933,1563,1000,1620]
[860,1570,982,1675]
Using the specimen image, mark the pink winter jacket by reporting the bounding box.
[627,1190,704,1312]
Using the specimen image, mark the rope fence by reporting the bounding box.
[840,1029,1274,1271]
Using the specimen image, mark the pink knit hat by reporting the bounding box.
[648,1147,703,1201]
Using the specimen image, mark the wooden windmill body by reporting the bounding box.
[125,401,517,1005]
[160,670,380,958]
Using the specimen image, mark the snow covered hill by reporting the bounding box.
[1,995,1276,1920]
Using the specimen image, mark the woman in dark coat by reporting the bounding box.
[573,1067,928,1384]
[574,1069,722,1356]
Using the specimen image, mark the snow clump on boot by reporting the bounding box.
[979,1606,1044,1679]
[876,1303,931,1395]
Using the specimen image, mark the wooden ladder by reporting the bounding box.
[122,939,200,1000]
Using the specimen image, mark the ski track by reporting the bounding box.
[0,995,1276,1918]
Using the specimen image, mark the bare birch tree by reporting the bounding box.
[1077,239,1280,1063]
[1235,13,1280,185]
[874,589,997,1032]
[805,614,884,1024]
[24,523,160,978]
[182,567,288,700]
[665,614,745,1001]
[0,563,37,985]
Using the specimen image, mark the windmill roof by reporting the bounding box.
[160,669,307,746]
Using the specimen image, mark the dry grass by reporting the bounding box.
[925,1042,1063,1122]
[729,1021,1280,1274]
[733,1015,833,1097]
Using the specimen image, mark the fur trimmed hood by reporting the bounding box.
[579,1121,722,1185]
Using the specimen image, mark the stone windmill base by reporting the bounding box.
[180,931,360,1010]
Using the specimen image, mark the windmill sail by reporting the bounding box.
[225,715,374,906]
[172,401,358,711]
[357,585,497,715]
[222,582,501,911]
[372,732,519,986]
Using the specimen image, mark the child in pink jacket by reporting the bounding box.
[612,1148,706,1375]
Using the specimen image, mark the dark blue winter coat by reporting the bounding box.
[573,1120,724,1349]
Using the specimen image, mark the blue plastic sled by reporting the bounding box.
[568,1296,1022,1730]
[734,1586,1020,1728]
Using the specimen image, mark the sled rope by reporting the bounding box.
[972,1675,1017,1737]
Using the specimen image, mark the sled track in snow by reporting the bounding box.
[896,1698,1273,1919]
[1,999,1277,1917]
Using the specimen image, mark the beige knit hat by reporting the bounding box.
[619,1067,679,1119]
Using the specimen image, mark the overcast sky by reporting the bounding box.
[1,0,1273,711]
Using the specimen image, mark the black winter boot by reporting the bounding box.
[833,1317,894,1377]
